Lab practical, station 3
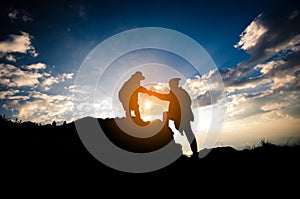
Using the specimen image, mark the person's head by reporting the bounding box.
[169,78,181,90]
[131,71,145,82]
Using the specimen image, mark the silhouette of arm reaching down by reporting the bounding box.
[137,86,149,94]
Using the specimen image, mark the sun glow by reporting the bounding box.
[145,101,152,109]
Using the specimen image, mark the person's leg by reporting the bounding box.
[126,111,131,119]
[124,107,131,118]
[183,123,198,155]
[134,105,142,121]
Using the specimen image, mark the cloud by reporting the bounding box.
[0,63,43,87]
[40,72,74,91]
[8,9,33,22]
[225,83,300,121]
[65,85,90,94]
[226,92,267,121]
[0,63,75,123]
[216,10,300,122]
[225,75,272,93]
[7,95,30,100]
[26,63,46,70]
[254,51,300,92]
[16,91,73,124]
[0,32,38,59]
[183,76,207,99]
[223,49,300,94]
[183,76,211,108]
[0,79,11,85]
[12,73,43,87]
[5,54,17,62]
[234,14,267,51]
[182,70,226,109]
[0,90,19,100]
[235,11,300,66]
[0,63,74,91]
[221,52,299,121]
[40,76,60,91]
[261,110,293,122]
[149,82,169,93]
[0,27,74,123]
[60,73,74,81]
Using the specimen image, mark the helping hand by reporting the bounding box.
[147,90,154,96]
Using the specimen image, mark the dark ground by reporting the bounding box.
[1,116,299,193]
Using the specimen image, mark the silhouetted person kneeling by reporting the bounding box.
[118,71,149,125]
[149,78,198,156]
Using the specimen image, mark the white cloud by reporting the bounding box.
[12,72,43,87]
[221,11,300,123]
[183,76,207,99]
[40,76,60,91]
[201,69,224,90]
[0,44,74,123]
[181,76,212,108]
[7,95,30,100]
[261,100,295,112]
[254,60,283,75]
[261,110,293,122]
[5,54,17,62]
[0,90,19,100]
[0,63,42,87]
[253,54,300,91]
[234,11,300,66]
[234,14,267,51]
[0,63,73,91]
[60,73,74,81]
[40,72,74,91]
[17,91,73,124]
[225,83,300,121]
[226,93,249,120]
[26,63,46,70]
[43,72,51,77]
[271,74,298,90]
[150,82,169,93]
[0,32,38,59]
[0,78,11,85]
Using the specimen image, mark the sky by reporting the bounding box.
[0,0,299,149]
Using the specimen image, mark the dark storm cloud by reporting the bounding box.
[235,10,300,67]
[209,10,300,121]
[223,9,300,91]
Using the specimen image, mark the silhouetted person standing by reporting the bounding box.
[149,78,197,156]
[119,71,149,124]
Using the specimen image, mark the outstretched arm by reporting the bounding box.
[137,86,150,94]
[149,91,170,101]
